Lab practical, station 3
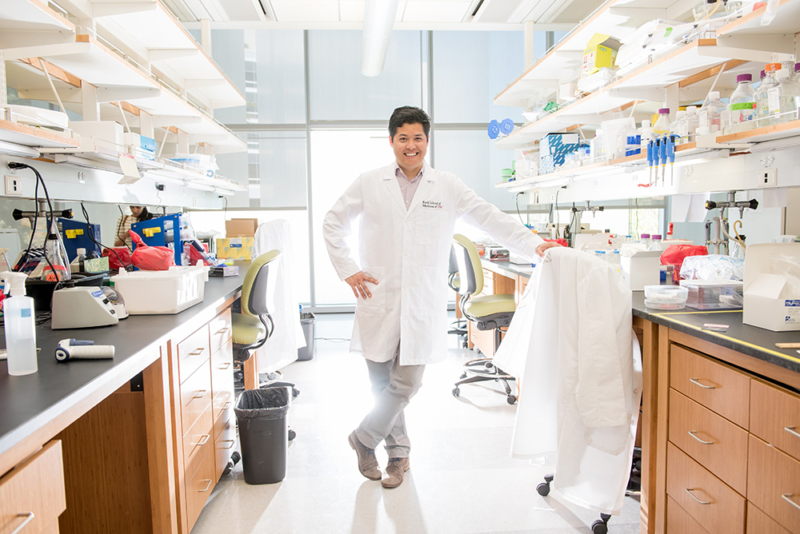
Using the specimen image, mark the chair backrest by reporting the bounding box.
[452,234,483,297]
[241,250,281,317]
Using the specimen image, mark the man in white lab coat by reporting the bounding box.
[323,106,558,488]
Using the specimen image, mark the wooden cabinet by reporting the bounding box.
[747,435,800,534]
[0,441,66,534]
[667,496,709,534]
[750,379,800,462]
[170,308,236,533]
[747,502,792,534]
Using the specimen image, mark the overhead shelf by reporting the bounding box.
[0,118,80,149]
[0,0,74,34]
[717,0,800,38]
[717,118,800,144]
[90,1,245,110]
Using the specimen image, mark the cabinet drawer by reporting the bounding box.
[185,448,215,533]
[667,496,709,534]
[40,521,60,534]
[214,417,237,483]
[178,325,210,384]
[181,361,212,435]
[747,434,800,534]
[670,345,750,429]
[0,441,66,534]
[666,443,745,534]
[481,270,494,294]
[183,405,214,481]
[747,502,792,534]
[668,389,749,495]
[211,339,234,425]
[214,400,234,441]
[750,379,800,462]
[209,309,232,357]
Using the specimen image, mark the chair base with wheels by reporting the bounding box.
[450,235,517,404]
[537,475,612,534]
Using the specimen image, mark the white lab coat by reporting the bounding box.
[323,161,544,365]
[493,247,642,515]
[251,219,306,374]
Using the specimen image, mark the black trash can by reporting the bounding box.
[235,387,292,484]
[297,312,316,361]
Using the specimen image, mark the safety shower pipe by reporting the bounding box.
[361,0,401,76]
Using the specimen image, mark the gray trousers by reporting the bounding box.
[355,351,426,459]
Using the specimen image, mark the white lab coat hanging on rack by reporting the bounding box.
[252,219,306,374]
[494,247,642,515]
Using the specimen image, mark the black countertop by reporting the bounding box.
[481,258,800,377]
[0,269,246,459]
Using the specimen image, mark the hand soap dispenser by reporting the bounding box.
[1,272,38,375]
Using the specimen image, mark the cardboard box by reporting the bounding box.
[216,237,255,260]
[620,250,662,291]
[226,218,258,237]
[743,243,800,332]
[582,34,620,76]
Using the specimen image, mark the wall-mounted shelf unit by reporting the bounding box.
[0,117,79,149]
[0,0,75,48]
[717,0,800,39]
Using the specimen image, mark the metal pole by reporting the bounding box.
[303,30,317,307]
[427,31,434,168]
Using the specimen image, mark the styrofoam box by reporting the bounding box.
[112,264,209,315]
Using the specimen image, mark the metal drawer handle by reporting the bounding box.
[688,431,714,445]
[199,479,213,492]
[189,348,205,356]
[193,390,207,399]
[11,512,35,534]
[192,434,211,447]
[222,401,232,410]
[216,327,229,334]
[689,378,716,390]
[785,426,800,440]
[685,488,711,505]
[219,439,236,449]
[218,362,231,370]
[783,494,800,512]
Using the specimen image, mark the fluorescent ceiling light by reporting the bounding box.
[361,0,401,76]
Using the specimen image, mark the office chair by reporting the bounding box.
[447,248,468,348]
[450,234,517,405]
[232,250,280,364]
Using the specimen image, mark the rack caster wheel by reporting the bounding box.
[288,428,296,441]
[452,387,460,397]
[460,372,467,379]
[507,395,517,405]
[462,340,469,349]
[536,482,550,496]
[591,520,608,534]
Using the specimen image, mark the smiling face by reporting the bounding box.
[390,122,428,177]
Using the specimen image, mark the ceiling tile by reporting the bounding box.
[271,0,340,21]
[402,1,471,22]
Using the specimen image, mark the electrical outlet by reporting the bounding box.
[4,175,22,196]
[758,168,777,187]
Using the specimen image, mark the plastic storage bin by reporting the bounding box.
[643,285,688,310]
[298,312,315,361]
[111,264,209,315]
[680,280,744,310]
[235,387,292,484]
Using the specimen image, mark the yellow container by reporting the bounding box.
[216,237,255,260]
[582,34,620,76]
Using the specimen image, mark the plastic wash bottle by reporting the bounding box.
[1,272,37,375]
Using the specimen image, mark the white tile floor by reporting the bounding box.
[193,314,642,534]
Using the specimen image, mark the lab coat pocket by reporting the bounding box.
[417,209,445,245]
[357,267,385,313]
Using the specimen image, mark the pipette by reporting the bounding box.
[652,139,660,186]
[647,139,654,185]
[659,135,668,186]
[667,135,677,186]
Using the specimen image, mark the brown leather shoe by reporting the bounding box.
[381,457,410,489]
[348,431,381,481]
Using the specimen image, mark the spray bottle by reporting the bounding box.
[1,272,38,375]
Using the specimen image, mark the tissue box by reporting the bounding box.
[539,133,580,174]
[216,237,255,260]
[620,249,662,291]
[582,34,620,76]
[743,243,800,332]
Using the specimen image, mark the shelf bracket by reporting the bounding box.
[695,133,753,151]
[716,34,796,55]
[96,86,161,102]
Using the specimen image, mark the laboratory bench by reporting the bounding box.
[0,268,248,534]
[480,257,800,534]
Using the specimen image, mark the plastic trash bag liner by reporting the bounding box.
[235,387,292,421]
[680,254,744,282]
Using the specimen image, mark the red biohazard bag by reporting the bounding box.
[103,247,132,270]
[661,244,707,281]
[129,231,175,271]
[544,238,569,248]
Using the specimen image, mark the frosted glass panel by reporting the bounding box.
[215,147,249,208]
[433,32,524,124]
[310,130,398,305]
[308,31,422,121]
[432,130,515,211]
[255,133,307,208]
[211,30,306,125]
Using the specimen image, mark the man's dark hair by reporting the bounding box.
[389,106,431,140]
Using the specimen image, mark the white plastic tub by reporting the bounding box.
[112,264,209,315]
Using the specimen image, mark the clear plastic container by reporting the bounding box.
[654,108,671,135]
[644,285,688,310]
[44,232,71,282]
[680,280,744,310]
[699,91,724,135]
[671,110,687,141]
[693,0,724,20]
[795,63,800,82]
[756,63,780,127]
[590,129,606,162]
[639,120,654,153]
[640,233,651,247]
[729,73,756,132]
[685,106,699,140]
[768,67,800,124]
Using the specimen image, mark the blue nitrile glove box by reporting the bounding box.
[539,133,580,174]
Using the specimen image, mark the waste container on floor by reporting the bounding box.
[297,312,316,361]
[235,386,292,484]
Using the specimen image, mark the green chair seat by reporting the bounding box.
[464,294,516,318]
[232,313,267,346]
